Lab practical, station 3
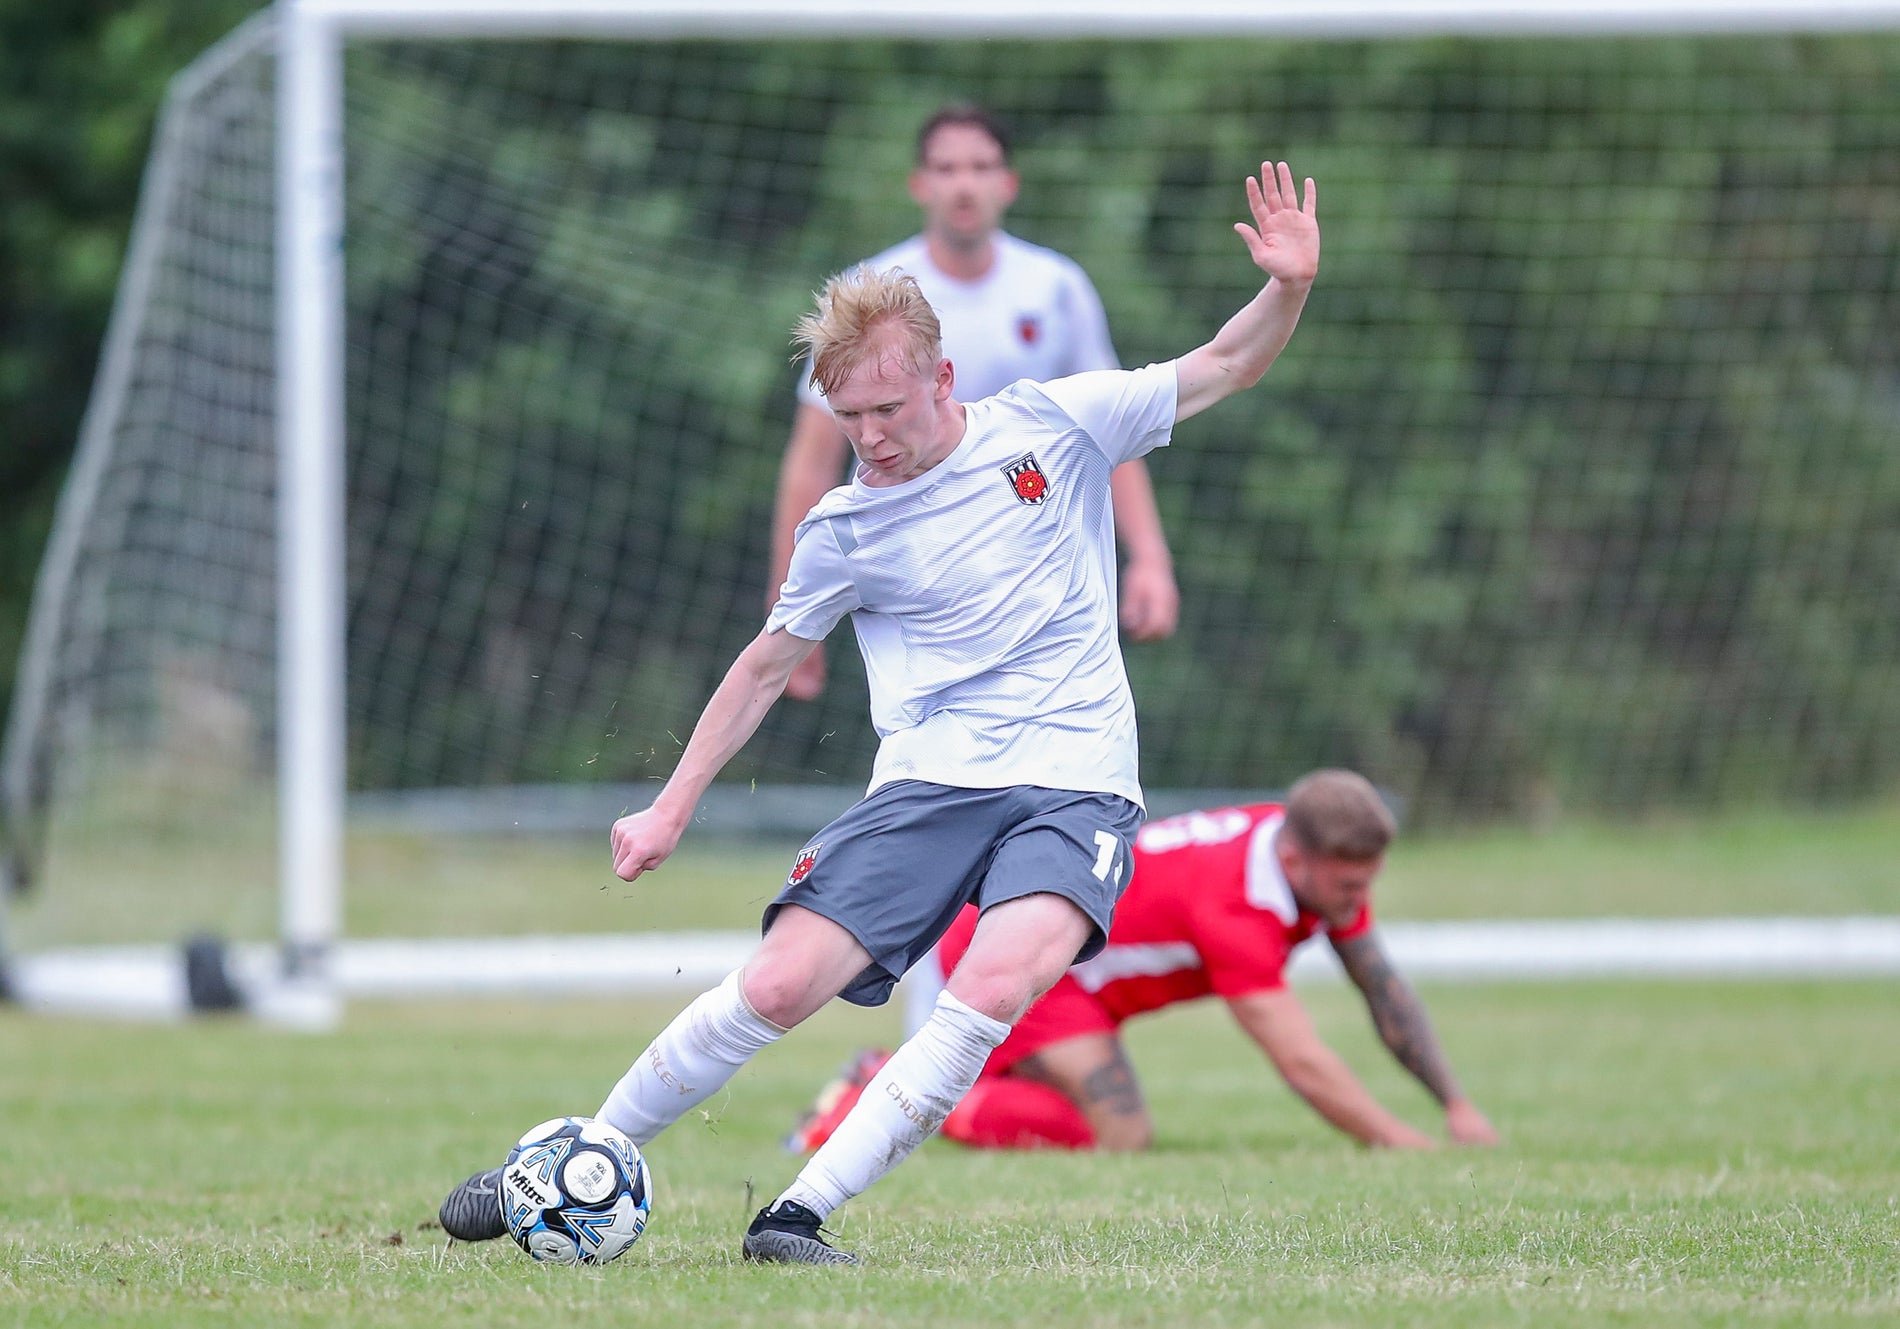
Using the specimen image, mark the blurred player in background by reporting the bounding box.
[769,102,1178,702]
[788,769,1500,1154]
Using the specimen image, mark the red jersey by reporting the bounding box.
[939,803,1373,1027]
[1074,803,1371,1020]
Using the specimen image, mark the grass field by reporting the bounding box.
[5,806,1898,1325]
[15,797,1900,948]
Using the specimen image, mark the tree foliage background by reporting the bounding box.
[0,1,264,721]
[4,14,1898,830]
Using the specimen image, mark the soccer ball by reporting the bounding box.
[500,1116,653,1265]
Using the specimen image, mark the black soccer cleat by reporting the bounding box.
[741,1199,860,1266]
[438,1166,508,1242]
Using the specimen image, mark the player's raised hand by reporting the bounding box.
[1234,160,1319,287]
[611,807,685,882]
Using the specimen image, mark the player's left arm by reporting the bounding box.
[1174,160,1320,423]
[1330,928,1501,1145]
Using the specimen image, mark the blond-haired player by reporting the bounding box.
[441,160,1321,1265]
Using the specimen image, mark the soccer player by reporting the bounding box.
[439,159,1321,1265]
[787,770,1501,1155]
[770,103,1178,703]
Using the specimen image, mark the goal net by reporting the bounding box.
[5,3,1899,1013]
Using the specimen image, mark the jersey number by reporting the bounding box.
[1090,830,1119,882]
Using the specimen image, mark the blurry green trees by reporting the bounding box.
[337,36,1898,819]
[0,0,263,717]
[7,23,1898,823]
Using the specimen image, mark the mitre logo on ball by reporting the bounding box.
[1001,453,1051,506]
[499,1117,653,1266]
[788,843,823,886]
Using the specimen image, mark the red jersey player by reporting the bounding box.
[789,769,1498,1153]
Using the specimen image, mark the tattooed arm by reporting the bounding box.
[1330,928,1499,1145]
[1226,988,1437,1148]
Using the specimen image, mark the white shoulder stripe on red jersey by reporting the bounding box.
[1244,815,1298,924]
[1070,941,1201,993]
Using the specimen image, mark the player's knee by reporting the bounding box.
[944,966,1036,1026]
[744,905,870,1026]
[738,956,820,1029]
[949,896,1092,1022]
[1090,1112,1154,1152]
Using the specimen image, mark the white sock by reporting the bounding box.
[596,969,787,1146]
[777,990,1009,1219]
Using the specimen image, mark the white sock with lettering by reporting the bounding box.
[596,969,787,1146]
[777,990,1009,1219]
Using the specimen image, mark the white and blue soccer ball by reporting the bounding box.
[500,1116,653,1265]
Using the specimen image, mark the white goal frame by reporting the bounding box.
[275,0,1900,1024]
[12,0,1900,1027]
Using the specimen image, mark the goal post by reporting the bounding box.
[6,0,1899,1023]
[276,1,347,1019]
[270,0,1900,1023]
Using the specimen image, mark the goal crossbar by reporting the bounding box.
[294,0,1900,40]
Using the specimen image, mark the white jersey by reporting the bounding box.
[796,232,1118,410]
[767,363,1177,808]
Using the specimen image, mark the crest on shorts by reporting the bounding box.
[787,843,823,886]
[1016,313,1042,346]
[1000,452,1051,506]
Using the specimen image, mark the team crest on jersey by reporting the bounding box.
[1001,452,1051,506]
[787,843,823,886]
[1016,314,1042,345]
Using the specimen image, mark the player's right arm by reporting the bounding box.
[610,627,817,882]
[768,402,851,700]
[1226,988,1438,1149]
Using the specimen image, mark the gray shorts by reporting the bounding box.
[764,781,1143,1007]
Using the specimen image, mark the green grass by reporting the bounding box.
[1378,801,1900,919]
[17,798,1900,949]
[4,981,1897,1326]
[7,806,1899,1324]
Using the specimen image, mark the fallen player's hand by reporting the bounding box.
[1446,1098,1500,1146]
